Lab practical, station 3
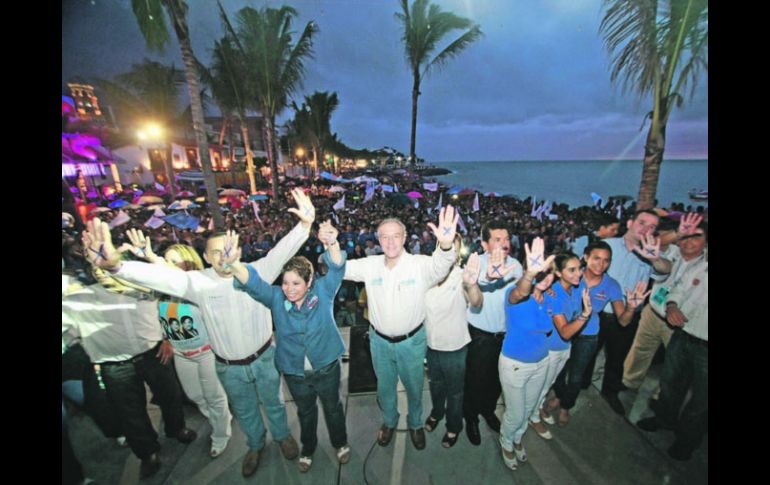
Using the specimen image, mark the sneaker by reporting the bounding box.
[297,455,313,473]
[241,450,261,477]
[278,436,299,460]
[337,445,351,464]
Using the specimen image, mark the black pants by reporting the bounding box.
[100,343,186,459]
[62,425,83,485]
[597,311,641,393]
[463,324,504,422]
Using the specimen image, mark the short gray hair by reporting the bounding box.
[376,218,406,236]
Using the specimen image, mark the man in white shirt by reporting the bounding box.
[343,206,459,450]
[83,189,314,477]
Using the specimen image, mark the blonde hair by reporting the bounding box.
[91,265,153,295]
[165,244,204,271]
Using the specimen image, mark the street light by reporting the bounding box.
[137,122,175,196]
[295,147,306,176]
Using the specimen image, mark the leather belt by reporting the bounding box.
[214,339,272,365]
[372,323,423,343]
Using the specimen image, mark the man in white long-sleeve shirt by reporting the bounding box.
[343,206,458,450]
[83,188,315,477]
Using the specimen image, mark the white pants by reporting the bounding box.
[529,348,571,423]
[499,354,549,450]
[174,349,232,449]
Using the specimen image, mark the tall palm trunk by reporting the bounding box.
[163,0,223,231]
[265,116,280,203]
[409,72,420,166]
[638,122,667,209]
[239,119,257,194]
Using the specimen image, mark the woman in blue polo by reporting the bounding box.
[228,221,351,473]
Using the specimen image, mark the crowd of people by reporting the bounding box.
[62,168,708,483]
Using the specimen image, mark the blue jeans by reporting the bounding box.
[369,325,427,430]
[284,359,347,456]
[426,346,467,433]
[655,329,708,451]
[554,335,598,410]
[215,345,290,451]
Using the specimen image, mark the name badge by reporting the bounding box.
[370,277,384,286]
[651,286,670,306]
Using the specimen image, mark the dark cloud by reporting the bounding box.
[62,0,707,161]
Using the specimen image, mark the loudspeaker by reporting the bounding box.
[347,325,378,394]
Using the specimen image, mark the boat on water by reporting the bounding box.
[688,189,708,200]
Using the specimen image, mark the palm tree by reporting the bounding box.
[600,0,708,209]
[395,0,482,165]
[129,0,224,230]
[290,91,339,175]
[96,59,186,194]
[201,36,259,194]
[219,3,317,204]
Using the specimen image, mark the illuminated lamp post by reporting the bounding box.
[138,122,176,196]
[295,147,305,177]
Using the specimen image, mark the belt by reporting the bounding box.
[678,329,708,348]
[468,323,505,338]
[214,339,272,366]
[372,323,423,343]
[180,344,212,358]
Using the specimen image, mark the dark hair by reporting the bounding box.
[554,251,580,272]
[481,220,509,242]
[593,213,618,229]
[697,220,708,241]
[584,240,613,258]
[631,209,660,222]
[656,217,679,233]
[282,256,314,283]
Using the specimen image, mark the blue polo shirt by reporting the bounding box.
[551,282,584,339]
[542,291,570,351]
[235,251,347,376]
[501,288,553,363]
[578,274,623,335]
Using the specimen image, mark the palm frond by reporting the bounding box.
[130,0,169,52]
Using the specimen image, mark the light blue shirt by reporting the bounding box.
[603,237,665,314]
[467,252,523,333]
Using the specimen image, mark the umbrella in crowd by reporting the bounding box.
[137,195,164,205]
[220,188,246,197]
[89,207,111,214]
[108,199,129,209]
[485,192,501,197]
[143,204,165,211]
[163,212,200,230]
[328,186,346,193]
[406,191,423,199]
[168,200,200,210]
[248,194,269,201]
[175,190,195,198]
[124,204,142,210]
[457,188,476,196]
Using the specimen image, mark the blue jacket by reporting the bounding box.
[236,251,347,376]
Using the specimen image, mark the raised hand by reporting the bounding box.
[486,247,518,280]
[81,218,121,269]
[633,234,661,261]
[427,204,459,249]
[463,252,481,286]
[580,287,592,316]
[524,237,555,274]
[286,188,315,227]
[221,230,242,268]
[317,220,339,249]
[678,212,703,236]
[625,281,651,310]
[125,228,157,262]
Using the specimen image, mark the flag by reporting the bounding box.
[617,204,622,220]
[423,182,438,192]
[456,209,467,234]
[208,217,214,231]
[333,195,345,211]
[435,192,443,211]
[591,192,603,206]
[155,181,165,192]
[364,184,375,202]
[393,183,399,193]
[381,184,393,193]
[530,196,537,216]
[153,208,166,217]
[109,210,131,228]
[331,211,339,225]
[414,199,419,209]
[251,200,263,224]
[472,193,480,212]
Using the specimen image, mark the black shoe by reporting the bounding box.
[617,383,629,392]
[175,428,198,444]
[667,441,694,461]
[409,428,426,450]
[466,419,481,446]
[482,413,501,433]
[636,417,662,432]
[425,415,440,433]
[601,391,625,415]
[441,431,459,448]
[140,453,161,478]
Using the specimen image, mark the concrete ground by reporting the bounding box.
[66,327,707,484]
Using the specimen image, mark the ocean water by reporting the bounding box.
[431,160,708,209]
